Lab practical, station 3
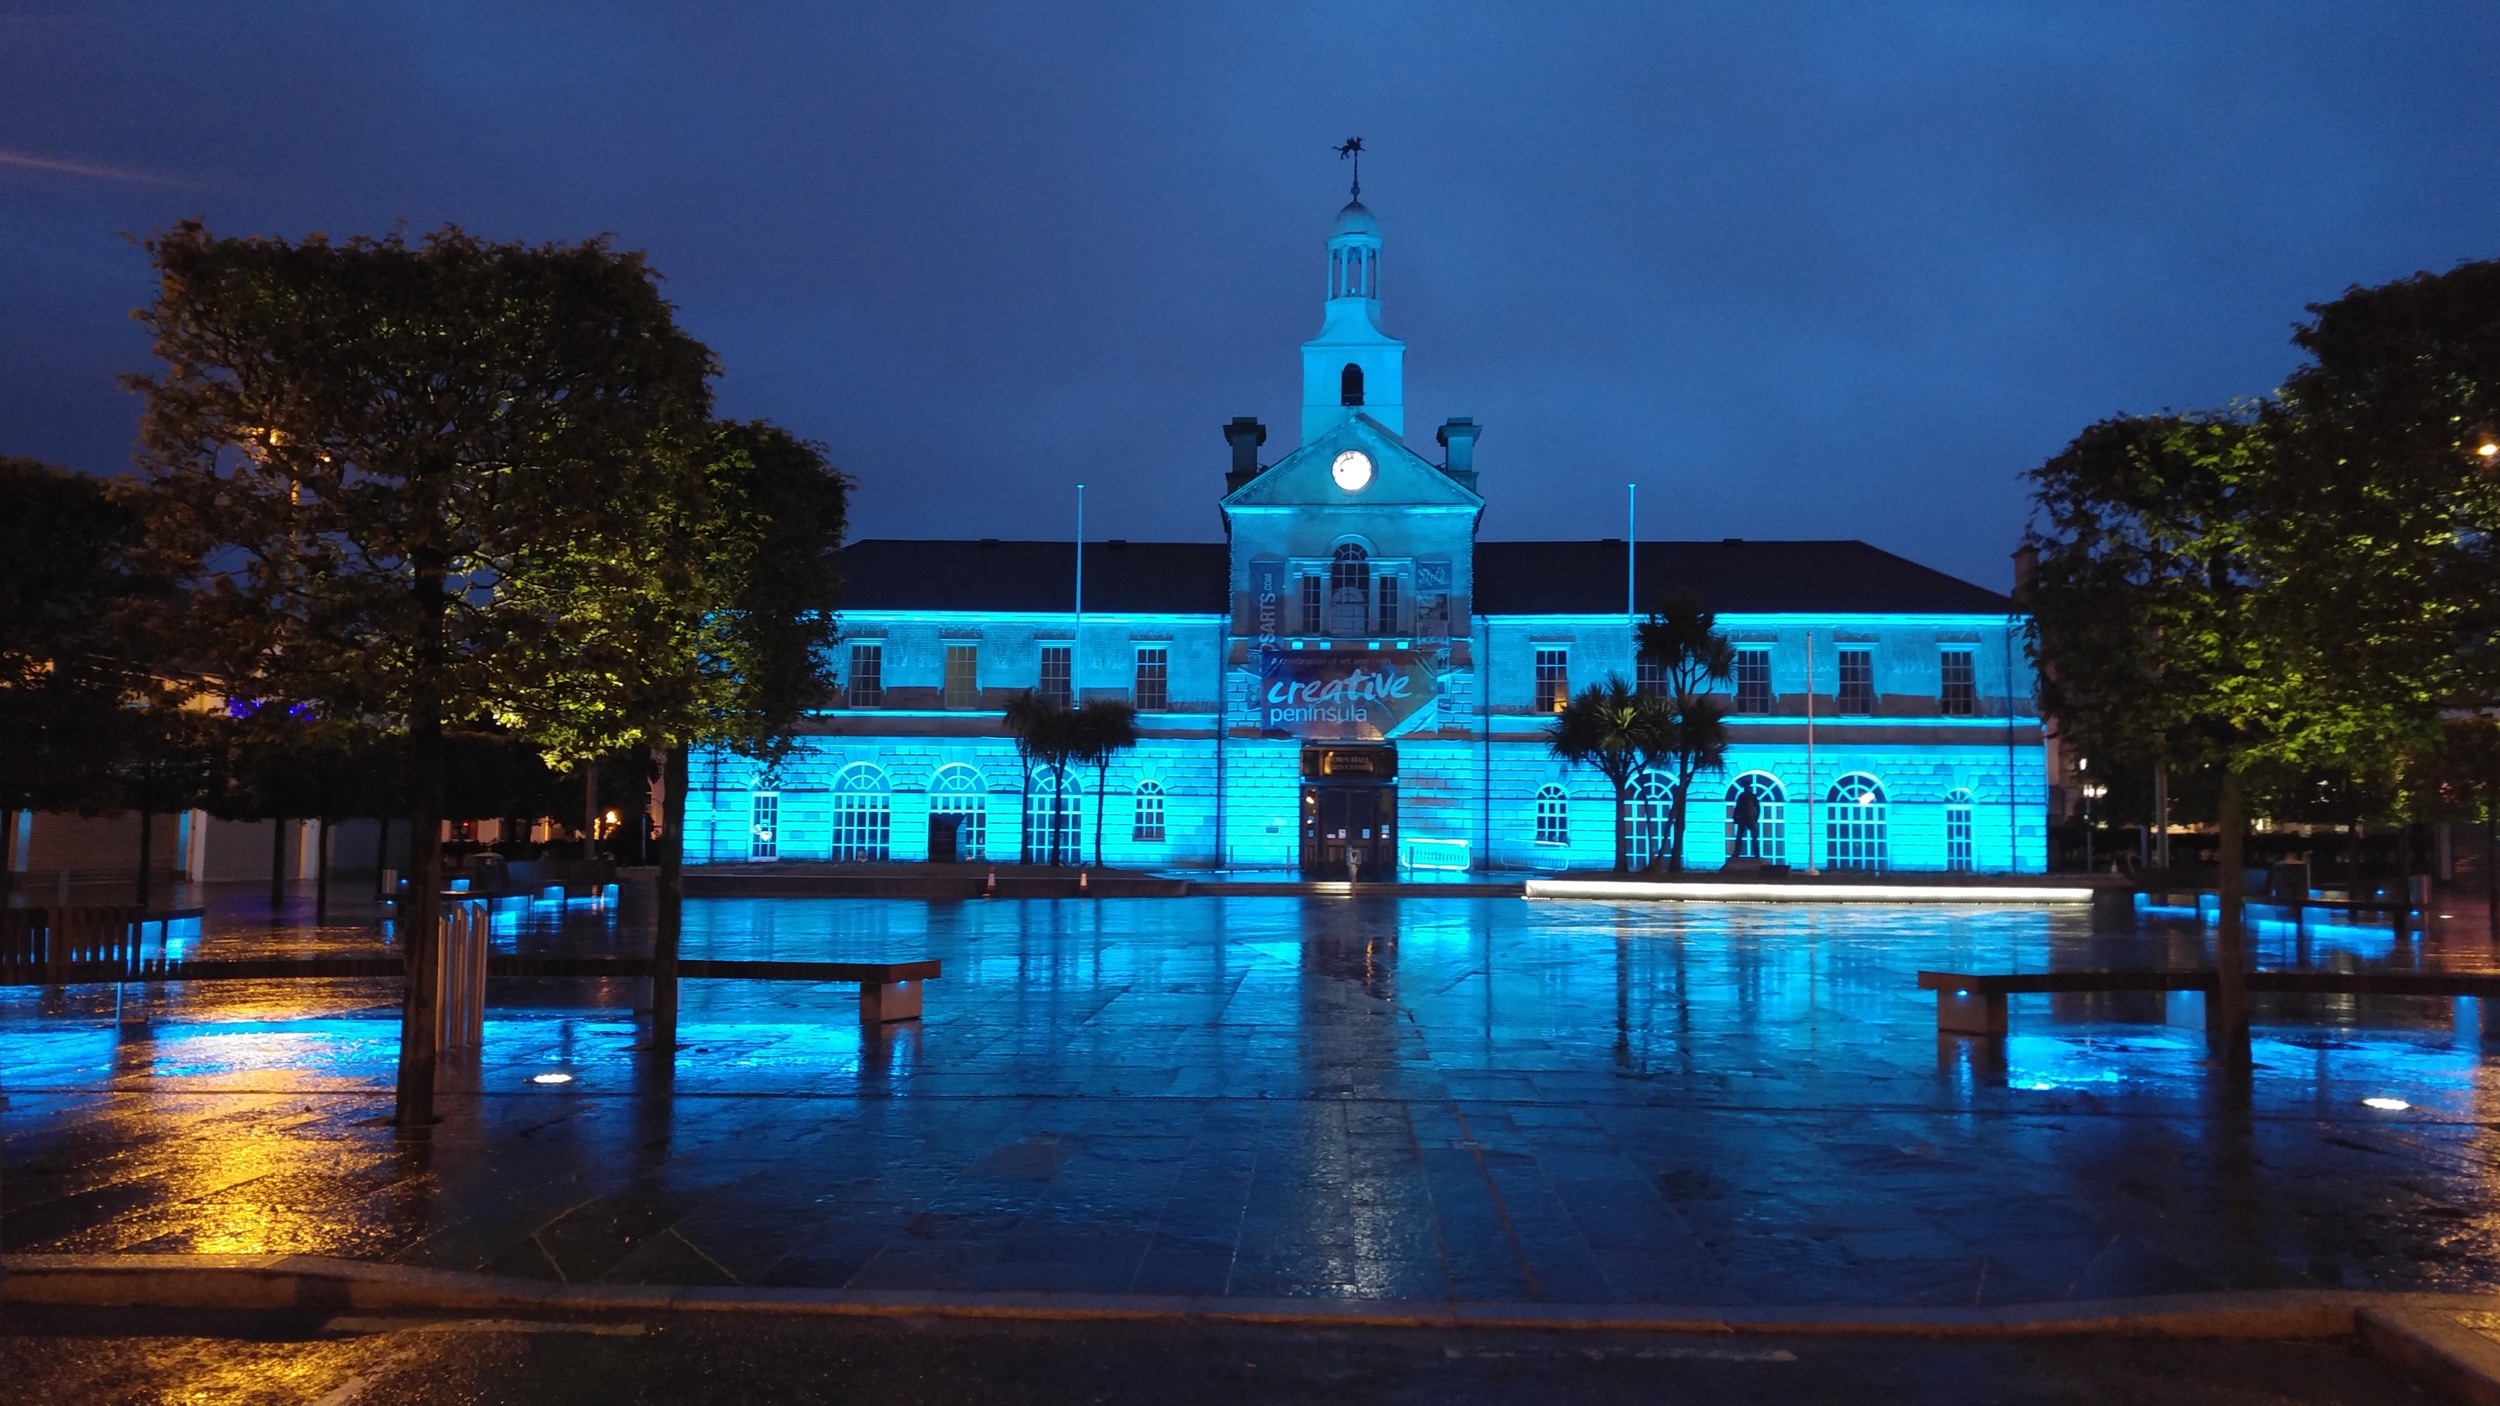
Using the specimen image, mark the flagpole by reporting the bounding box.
[1626,482,1636,629]
[1074,482,1086,672]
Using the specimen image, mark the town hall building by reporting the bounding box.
[683,195,2048,875]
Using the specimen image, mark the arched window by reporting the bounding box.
[1534,785,1569,846]
[929,764,988,861]
[1627,770,1676,869]
[1024,764,1086,865]
[1724,772,1786,865]
[1945,787,1976,873]
[1341,362,1364,406]
[1330,543,1371,636]
[1132,780,1166,843]
[830,765,891,862]
[1824,773,1888,872]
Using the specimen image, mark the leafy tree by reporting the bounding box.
[131,222,716,1126]
[1073,698,1139,866]
[0,458,164,873]
[1634,596,1735,873]
[1548,679,1664,873]
[2020,410,2282,1062]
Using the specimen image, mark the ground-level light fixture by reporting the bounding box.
[531,1072,574,1085]
[2361,1096,2408,1111]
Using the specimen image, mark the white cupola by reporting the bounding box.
[1300,197,1406,444]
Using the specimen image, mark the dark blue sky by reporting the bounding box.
[5,3,2496,588]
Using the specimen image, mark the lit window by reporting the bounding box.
[1836,648,1873,715]
[1824,773,1887,871]
[1533,648,1569,713]
[1133,780,1166,843]
[1724,772,1786,864]
[1735,648,1772,714]
[1134,646,1169,712]
[846,642,883,709]
[929,765,988,860]
[1301,575,1323,635]
[1636,657,1666,698]
[1375,574,1400,636]
[1039,645,1072,709]
[1535,785,1568,846]
[749,793,778,861]
[1945,787,1975,873]
[1330,544,1370,636]
[830,766,891,862]
[944,644,980,710]
[1940,649,1976,717]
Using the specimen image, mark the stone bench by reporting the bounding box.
[1918,968,2500,1036]
[9,954,943,1024]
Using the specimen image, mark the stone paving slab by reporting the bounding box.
[8,895,2500,1313]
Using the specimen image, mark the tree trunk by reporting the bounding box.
[653,741,689,1051]
[1019,761,1033,865]
[2486,810,2497,946]
[582,764,598,861]
[2395,821,2414,941]
[1613,783,1630,873]
[375,817,391,895]
[136,808,154,908]
[2349,816,2364,904]
[1667,774,1692,874]
[315,817,331,925]
[395,676,446,1131]
[2212,767,2251,1064]
[1,807,14,897]
[1093,762,1108,868]
[270,814,287,912]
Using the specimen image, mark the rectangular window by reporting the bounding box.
[943,644,980,710]
[1134,645,1169,712]
[1038,645,1072,709]
[846,642,883,709]
[1939,649,1976,717]
[1300,575,1323,635]
[1946,804,1975,873]
[1735,648,1772,714]
[1533,647,1569,713]
[1375,575,1400,636]
[749,793,778,861]
[1636,658,1667,698]
[1836,648,1874,715]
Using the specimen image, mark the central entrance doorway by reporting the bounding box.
[1300,745,1397,881]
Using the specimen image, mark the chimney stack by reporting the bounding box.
[1223,417,1267,491]
[1437,418,1481,488]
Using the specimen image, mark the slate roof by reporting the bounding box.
[1473,540,2011,616]
[832,538,2011,618]
[834,539,1228,615]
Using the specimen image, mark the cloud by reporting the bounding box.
[0,147,197,189]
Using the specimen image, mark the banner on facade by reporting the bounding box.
[1257,649,1439,740]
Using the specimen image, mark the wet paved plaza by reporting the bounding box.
[7,891,2500,1307]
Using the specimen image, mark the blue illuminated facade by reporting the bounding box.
[686,197,2047,874]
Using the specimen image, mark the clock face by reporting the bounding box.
[1330,449,1374,492]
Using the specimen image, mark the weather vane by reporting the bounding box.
[1336,137,1363,200]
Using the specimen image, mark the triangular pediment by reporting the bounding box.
[1221,415,1482,511]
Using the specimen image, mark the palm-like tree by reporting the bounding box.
[1073,698,1140,867]
[1001,691,1073,865]
[1636,595,1736,872]
[1548,678,1665,872]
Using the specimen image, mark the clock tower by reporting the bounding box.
[1299,199,1405,444]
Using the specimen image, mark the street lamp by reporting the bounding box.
[2078,756,2110,873]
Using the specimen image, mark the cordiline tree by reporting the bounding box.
[132,222,716,1127]
[1634,595,1734,873]
[2019,409,2285,1064]
[1549,678,1664,874]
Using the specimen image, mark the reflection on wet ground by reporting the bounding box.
[8,888,2500,1305]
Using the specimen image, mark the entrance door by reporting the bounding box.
[1299,746,1398,880]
